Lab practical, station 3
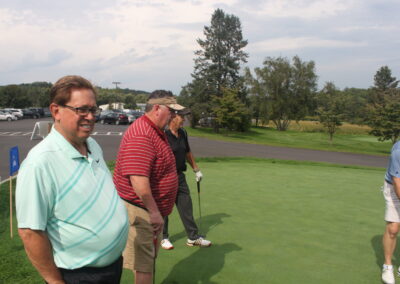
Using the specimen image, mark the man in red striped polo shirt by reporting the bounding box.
[113,90,184,284]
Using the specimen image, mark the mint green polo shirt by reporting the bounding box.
[16,127,128,269]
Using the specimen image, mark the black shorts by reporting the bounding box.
[47,256,123,284]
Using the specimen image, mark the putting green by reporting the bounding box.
[123,158,385,284]
[0,158,387,283]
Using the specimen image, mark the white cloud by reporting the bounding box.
[249,37,366,53]
[243,0,356,20]
[0,0,399,91]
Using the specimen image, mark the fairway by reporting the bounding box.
[1,158,388,283]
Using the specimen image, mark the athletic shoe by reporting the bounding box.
[186,237,212,247]
[161,239,174,250]
[382,265,395,284]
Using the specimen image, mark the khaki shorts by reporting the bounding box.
[123,202,162,273]
[383,181,400,223]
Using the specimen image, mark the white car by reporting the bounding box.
[4,108,23,119]
[0,110,15,121]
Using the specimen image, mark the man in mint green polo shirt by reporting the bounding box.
[16,75,128,284]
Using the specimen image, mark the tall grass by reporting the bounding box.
[285,120,372,135]
[186,121,391,156]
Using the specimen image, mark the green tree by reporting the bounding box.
[374,66,398,91]
[193,8,248,97]
[245,56,317,130]
[244,67,269,126]
[135,93,149,103]
[0,85,30,108]
[182,9,249,131]
[124,94,137,109]
[367,66,400,143]
[368,100,400,144]
[212,88,251,132]
[316,82,345,142]
[341,88,370,124]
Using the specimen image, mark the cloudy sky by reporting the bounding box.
[0,0,399,94]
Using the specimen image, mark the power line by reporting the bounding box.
[112,82,121,89]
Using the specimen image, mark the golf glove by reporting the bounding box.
[195,170,203,182]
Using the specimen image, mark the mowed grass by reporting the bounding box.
[186,122,392,156]
[1,158,388,283]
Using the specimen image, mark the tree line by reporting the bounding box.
[0,83,149,110]
[178,8,400,143]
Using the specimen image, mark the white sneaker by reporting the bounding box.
[161,239,174,250]
[186,237,212,247]
[382,265,395,284]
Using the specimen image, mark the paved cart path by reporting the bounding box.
[188,136,388,168]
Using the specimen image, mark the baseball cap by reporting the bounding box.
[147,97,185,111]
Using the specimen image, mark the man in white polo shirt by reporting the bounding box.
[16,75,128,284]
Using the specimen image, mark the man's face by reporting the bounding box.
[170,113,185,129]
[52,88,97,146]
[157,105,176,129]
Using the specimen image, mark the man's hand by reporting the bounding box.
[195,170,203,182]
[149,210,164,235]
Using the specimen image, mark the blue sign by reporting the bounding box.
[9,146,20,176]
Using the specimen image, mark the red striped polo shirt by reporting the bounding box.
[113,115,178,216]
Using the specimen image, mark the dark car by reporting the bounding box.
[98,110,114,122]
[30,108,45,117]
[100,112,129,125]
[22,109,40,119]
[43,108,52,117]
[129,111,144,119]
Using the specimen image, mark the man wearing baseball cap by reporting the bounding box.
[113,90,183,284]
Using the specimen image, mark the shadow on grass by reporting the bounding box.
[160,243,241,284]
[169,213,230,243]
[371,234,400,268]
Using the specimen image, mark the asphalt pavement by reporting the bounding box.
[0,118,388,181]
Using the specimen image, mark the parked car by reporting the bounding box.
[43,108,52,117]
[124,110,143,124]
[0,110,14,121]
[100,112,129,125]
[198,116,215,127]
[98,110,115,122]
[4,108,23,119]
[22,108,40,119]
[129,110,144,119]
[30,108,45,117]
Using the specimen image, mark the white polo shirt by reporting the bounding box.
[16,127,128,269]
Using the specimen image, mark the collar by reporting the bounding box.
[142,115,168,141]
[49,126,93,160]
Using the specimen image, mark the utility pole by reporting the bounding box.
[112,81,121,89]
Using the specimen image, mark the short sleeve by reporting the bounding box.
[389,149,400,179]
[16,162,54,230]
[119,135,157,177]
[182,128,191,153]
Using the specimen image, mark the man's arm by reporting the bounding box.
[129,176,164,234]
[393,177,400,199]
[18,229,65,284]
[186,151,199,172]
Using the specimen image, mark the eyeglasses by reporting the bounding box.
[60,105,101,116]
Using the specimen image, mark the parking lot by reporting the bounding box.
[0,118,129,181]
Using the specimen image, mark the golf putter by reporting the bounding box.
[153,234,157,284]
[197,181,202,235]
